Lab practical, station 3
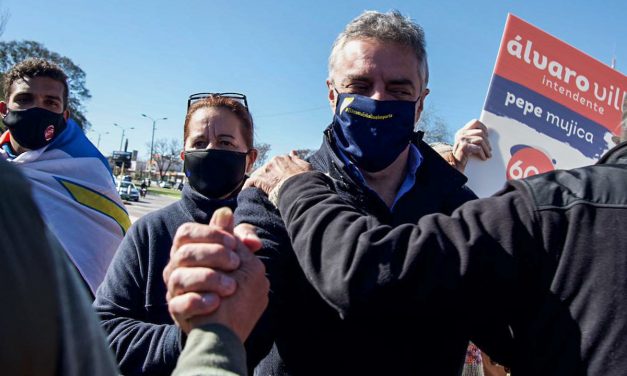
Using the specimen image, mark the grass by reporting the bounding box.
[147,186,182,198]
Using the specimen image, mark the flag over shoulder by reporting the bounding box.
[2,119,129,294]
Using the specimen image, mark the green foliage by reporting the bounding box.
[0,40,92,130]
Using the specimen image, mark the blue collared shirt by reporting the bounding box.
[1,142,17,160]
[336,143,423,210]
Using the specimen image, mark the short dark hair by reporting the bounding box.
[183,96,254,148]
[2,58,69,109]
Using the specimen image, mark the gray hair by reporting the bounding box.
[328,10,429,89]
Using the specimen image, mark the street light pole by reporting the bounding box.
[113,123,134,151]
[141,114,167,177]
[96,131,109,148]
[89,130,109,149]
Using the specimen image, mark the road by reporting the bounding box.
[123,193,179,223]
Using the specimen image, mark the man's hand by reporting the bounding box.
[453,119,492,172]
[164,208,268,341]
[186,221,268,342]
[243,151,312,195]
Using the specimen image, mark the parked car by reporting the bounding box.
[117,181,140,202]
[159,181,173,189]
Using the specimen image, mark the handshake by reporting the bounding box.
[163,207,269,342]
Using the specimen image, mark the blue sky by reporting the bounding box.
[2,0,625,159]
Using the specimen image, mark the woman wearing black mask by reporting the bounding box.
[93,94,257,376]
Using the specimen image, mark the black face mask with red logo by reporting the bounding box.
[3,107,67,150]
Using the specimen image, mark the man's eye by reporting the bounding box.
[193,141,207,148]
[390,89,412,96]
[346,84,368,93]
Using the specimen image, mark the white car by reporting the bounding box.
[117,181,140,202]
[159,181,173,189]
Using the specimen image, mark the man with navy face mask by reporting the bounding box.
[163,10,500,376]
[325,30,432,208]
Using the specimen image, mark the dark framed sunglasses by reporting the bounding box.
[187,92,248,109]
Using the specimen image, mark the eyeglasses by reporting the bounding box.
[187,92,248,109]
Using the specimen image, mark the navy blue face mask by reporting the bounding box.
[331,93,417,172]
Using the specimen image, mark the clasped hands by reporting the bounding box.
[163,207,269,342]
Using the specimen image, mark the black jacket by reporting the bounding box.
[237,129,482,375]
[277,141,627,375]
[93,185,238,376]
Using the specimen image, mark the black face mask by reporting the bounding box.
[183,149,249,199]
[2,107,67,150]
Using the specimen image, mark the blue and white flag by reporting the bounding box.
[2,119,130,294]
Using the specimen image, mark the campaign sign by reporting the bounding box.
[465,14,627,197]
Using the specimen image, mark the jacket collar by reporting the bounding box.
[309,125,469,197]
[179,184,237,224]
[597,141,627,165]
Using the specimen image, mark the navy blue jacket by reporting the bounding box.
[277,141,627,375]
[93,185,237,376]
[238,129,489,375]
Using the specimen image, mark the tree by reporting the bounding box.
[148,138,182,181]
[416,106,452,145]
[253,142,271,170]
[0,40,92,130]
[293,148,316,160]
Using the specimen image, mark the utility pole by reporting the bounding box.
[114,123,134,151]
[141,114,167,178]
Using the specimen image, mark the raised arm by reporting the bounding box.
[276,171,538,318]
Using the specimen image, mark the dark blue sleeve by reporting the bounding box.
[234,187,291,369]
[93,222,182,376]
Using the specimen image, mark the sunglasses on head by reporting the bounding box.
[187,92,248,109]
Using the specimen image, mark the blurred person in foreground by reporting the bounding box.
[0,158,118,376]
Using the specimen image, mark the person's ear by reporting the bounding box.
[180,150,185,160]
[62,109,70,121]
[246,148,258,173]
[414,88,430,124]
[327,79,337,113]
[0,101,7,117]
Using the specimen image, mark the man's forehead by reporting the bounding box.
[10,76,64,96]
[333,38,422,83]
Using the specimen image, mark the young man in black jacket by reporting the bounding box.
[165,10,498,376]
